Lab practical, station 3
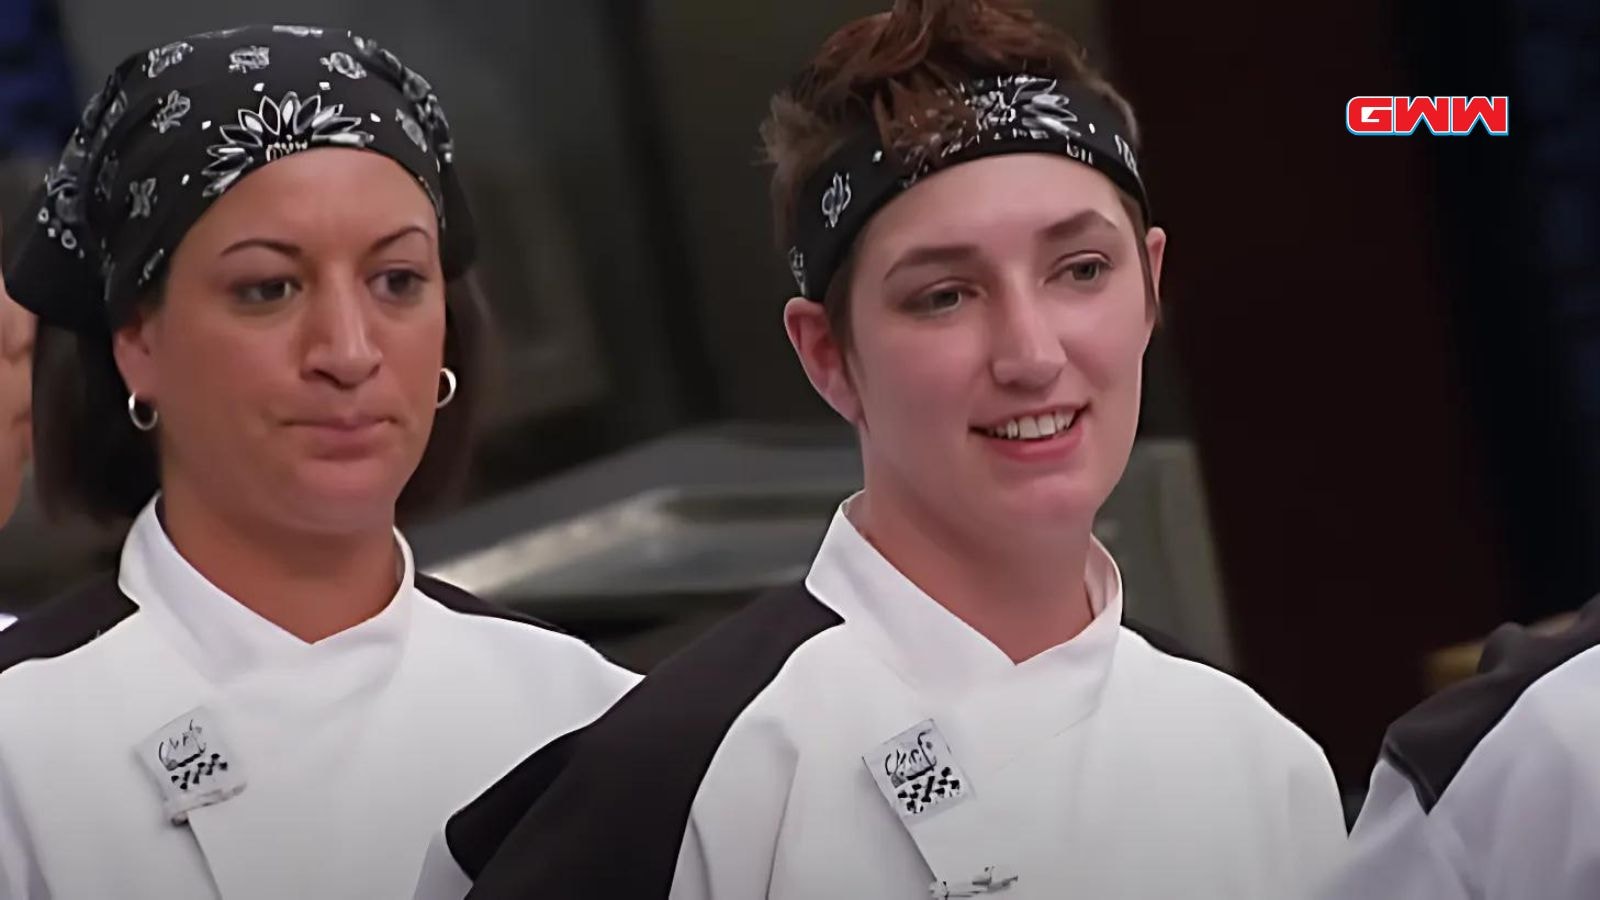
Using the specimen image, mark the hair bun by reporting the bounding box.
[884,0,991,38]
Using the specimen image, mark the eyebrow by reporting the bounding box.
[219,224,434,258]
[882,209,1124,283]
[1039,209,1122,244]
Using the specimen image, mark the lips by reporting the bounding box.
[286,414,397,459]
[288,413,391,431]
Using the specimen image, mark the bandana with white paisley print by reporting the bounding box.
[2,24,474,333]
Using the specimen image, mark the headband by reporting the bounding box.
[787,74,1149,300]
[3,24,475,333]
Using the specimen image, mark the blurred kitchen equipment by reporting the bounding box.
[420,428,1234,671]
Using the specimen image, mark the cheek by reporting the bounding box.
[856,324,984,425]
[160,330,284,420]
[151,337,283,476]
[382,318,448,406]
[1063,294,1151,391]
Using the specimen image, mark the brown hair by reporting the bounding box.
[760,0,1150,352]
[31,273,492,526]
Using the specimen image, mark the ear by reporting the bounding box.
[111,308,160,401]
[1144,225,1168,312]
[783,296,862,424]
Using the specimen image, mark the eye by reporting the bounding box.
[1052,256,1111,284]
[904,285,969,315]
[235,278,298,305]
[372,268,427,301]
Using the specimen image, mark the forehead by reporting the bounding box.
[856,154,1134,260]
[183,148,437,244]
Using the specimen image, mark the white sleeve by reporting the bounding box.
[409,828,471,900]
[665,722,793,900]
[1325,686,1600,900]
[1461,690,1600,900]
[1285,741,1350,896]
[1316,759,1471,900]
[666,787,786,900]
[666,798,785,900]
[665,812,714,900]
[0,755,46,899]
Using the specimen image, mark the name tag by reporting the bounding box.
[864,718,971,823]
[137,707,247,824]
[866,720,1018,895]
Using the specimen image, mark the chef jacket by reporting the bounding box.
[419,498,1346,899]
[0,499,639,899]
[1321,595,1600,900]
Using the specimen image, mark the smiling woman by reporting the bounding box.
[427,2,1347,899]
[0,26,635,900]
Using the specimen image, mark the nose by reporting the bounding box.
[302,281,381,389]
[988,288,1065,390]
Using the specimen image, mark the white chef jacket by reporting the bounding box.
[1321,596,1600,900]
[422,499,1346,899]
[0,499,639,900]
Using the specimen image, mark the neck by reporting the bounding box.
[156,482,402,644]
[850,487,1096,663]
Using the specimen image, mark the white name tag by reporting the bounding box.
[137,707,247,825]
[864,718,971,823]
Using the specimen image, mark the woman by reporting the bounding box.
[0,26,636,899]
[419,1,1347,898]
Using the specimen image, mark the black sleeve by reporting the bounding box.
[0,575,135,677]
[446,584,841,900]
[1382,593,1600,812]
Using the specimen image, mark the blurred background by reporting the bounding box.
[1,0,1596,811]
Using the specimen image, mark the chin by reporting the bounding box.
[992,475,1108,527]
[281,464,409,532]
[281,501,400,538]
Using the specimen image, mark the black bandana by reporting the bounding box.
[787,74,1149,301]
[2,24,475,333]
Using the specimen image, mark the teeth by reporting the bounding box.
[983,410,1080,441]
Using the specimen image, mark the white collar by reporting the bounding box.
[804,495,1124,709]
[117,496,418,683]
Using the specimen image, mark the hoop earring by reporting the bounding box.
[436,367,457,409]
[127,394,159,432]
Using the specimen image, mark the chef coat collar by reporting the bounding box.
[118,496,417,683]
[805,493,1124,700]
